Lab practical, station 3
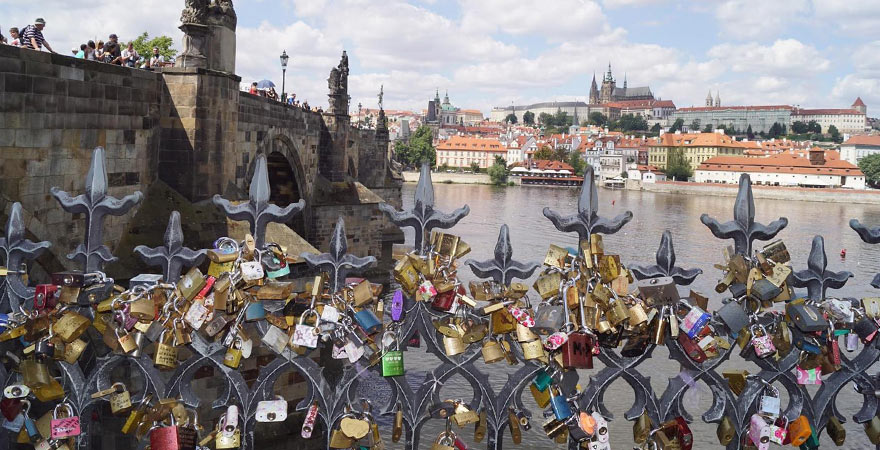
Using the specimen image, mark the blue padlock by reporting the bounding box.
[266,257,290,279]
[0,313,8,334]
[549,387,572,420]
[23,404,38,440]
[2,411,24,432]
[353,309,382,335]
[244,301,266,322]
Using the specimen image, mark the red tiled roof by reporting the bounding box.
[650,132,746,148]
[793,108,864,116]
[435,136,506,152]
[513,159,575,172]
[697,153,862,176]
[843,135,880,146]
[605,99,676,109]
[636,164,659,172]
[853,97,866,107]
[677,105,793,112]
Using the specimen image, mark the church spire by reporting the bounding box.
[623,72,627,89]
[706,90,713,107]
[589,72,599,104]
[714,91,721,107]
[605,61,613,82]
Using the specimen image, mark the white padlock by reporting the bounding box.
[261,325,289,354]
[255,395,288,423]
[183,301,209,330]
[240,261,264,282]
[320,305,340,324]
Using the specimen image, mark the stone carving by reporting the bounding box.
[208,0,237,28]
[327,51,350,114]
[180,0,209,24]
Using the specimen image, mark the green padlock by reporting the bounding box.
[381,331,404,377]
[799,426,820,450]
[533,368,553,392]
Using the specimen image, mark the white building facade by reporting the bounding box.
[841,135,880,165]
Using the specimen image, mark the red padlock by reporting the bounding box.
[34,284,58,310]
[674,416,693,450]
[560,331,593,369]
[431,286,460,312]
[678,332,707,363]
[0,398,23,421]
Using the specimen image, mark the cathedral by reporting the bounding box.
[589,63,654,104]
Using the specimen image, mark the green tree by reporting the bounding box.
[807,120,822,133]
[768,122,784,138]
[505,113,518,124]
[746,125,755,140]
[394,125,435,168]
[488,155,509,185]
[859,154,880,188]
[470,161,481,173]
[828,125,841,143]
[791,121,808,134]
[589,112,607,127]
[703,124,714,132]
[614,114,648,132]
[690,119,701,132]
[651,123,662,133]
[533,145,554,160]
[567,151,585,176]
[665,147,692,181]
[669,119,685,133]
[523,111,535,125]
[132,32,177,61]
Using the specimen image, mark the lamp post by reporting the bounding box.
[358,102,362,129]
[279,50,289,102]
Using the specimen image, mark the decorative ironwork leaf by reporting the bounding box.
[0,202,51,310]
[134,211,207,283]
[213,153,305,249]
[790,235,852,300]
[851,219,880,288]
[542,166,632,243]
[630,230,701,285]
[300,217,376,292]
[50,147,143,271]
[465,224,539,285]
[378,163,469,254]
[700,174,787,256]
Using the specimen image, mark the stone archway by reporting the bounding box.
[250,133,310,238]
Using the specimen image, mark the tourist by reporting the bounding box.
[148,47,165,68]
[248,82,258,95]
[108,33,119,47]
[122,42,138,67]
[95,40,105,60]
[8,28,21,46]
[104,42,122,65]
[75,44,86,59]
[0,28,5,45]
[267,87,279,101]
[85,41,96,60]
[21,18,56,53]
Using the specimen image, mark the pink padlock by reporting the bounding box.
[508,305,535,328]
[544,332,569,350]
[50,403,80,439]
[795,366,822,385]
[748,414,770,450]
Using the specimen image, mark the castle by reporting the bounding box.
[589,63,654,105]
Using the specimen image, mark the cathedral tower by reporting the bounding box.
[706,91,713,107]
[589,73,599,104]
[599,62,615,104]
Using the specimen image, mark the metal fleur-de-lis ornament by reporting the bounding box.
[50,147,143,272]
[851,218,880,288]
[134,211,206,283]
[213,153,305,249]
[700,173,787,256]
[300,217,376,292]
[0,202,51,309]
[465,224,539,285]
[630,230,701,285]
[542,166,632,243]
[378,162,469,254]
[790,235,853,301]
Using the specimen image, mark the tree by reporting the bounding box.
[537,112,554,126]
[589,112,607,127]
[533,145,554,161]
[132,32,177,61]
[690,119,701,131]
[859,154,880,188]
[746,125,755,140]
[703,124,714,132]
[791,121,808,134]
[567,151,586,176]
[470,161,481,173]
[651,123,662,133]
[768,122,784,138]
[614,114,648,132]
[828,124,841,143]
[665,147,692,181]
[393,125,435,168]
[488,155,509,185]
[523,111,535,125]
[807,120,822,133]
[504,113,518,124]
[669,119,685,133]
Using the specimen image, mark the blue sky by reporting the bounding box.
[3,0,879,116]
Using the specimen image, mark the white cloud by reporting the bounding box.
[714,0,811,40]
[813,0,880,36]
[602,0,666,7]
[707,39,830,77]
[830,41,880,108]
[459,0,609,40]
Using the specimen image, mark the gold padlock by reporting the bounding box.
[392,405,403,443]
[516,323,538,342]
[717,416,734,444]
[865,415,880,444]
[177,267,206,301]
[490,308,516,335]
[60,339,87,364]
[117,329,138,354]
[628,302,649,327]
[533,272,561,299]
[32,377,64,402]
[481,338,505,364]
[598,254,621,283]
[521,339,545,360]
[530,384,551,408]
[20,358,53,389]
[827,416,845,446]
[474,410,487,442]
[129,298,155,321]
[722,370,749,396]
[443,336,465,357]
[605,299,629,327]
[121,394,152,434]
[154,331,178,370]
[215,428,241,449]
[52,312,91,343]
[633,411,653,444]
[223,339,243,369]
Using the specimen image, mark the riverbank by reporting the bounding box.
[635,180,880,204]
[402,171,495,184]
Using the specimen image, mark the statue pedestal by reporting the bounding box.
[177,23,210,69]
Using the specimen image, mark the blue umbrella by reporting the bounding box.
[255,79,276,89]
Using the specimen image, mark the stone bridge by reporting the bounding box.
[0,2,402,279]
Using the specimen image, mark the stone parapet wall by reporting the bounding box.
[0,45,163,270]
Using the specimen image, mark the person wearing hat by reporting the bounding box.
[21,18,55,53]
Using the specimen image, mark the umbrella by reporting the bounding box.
[255,79,276,89]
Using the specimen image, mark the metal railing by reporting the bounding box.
[1,147,879,450]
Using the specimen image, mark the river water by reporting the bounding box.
[376,182,880,449]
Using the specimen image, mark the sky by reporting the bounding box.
[3,0,880,116]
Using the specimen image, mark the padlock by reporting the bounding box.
[560,331,593,369]
[222,338,243,369]
[329,428,355,448]
[679,302,711,338]
[301,401,318,438]
[20,358,53,389]
[116,329,138,354]
[474,410,487,442]
[633,410,653,444]
[824,416,845,446]
[101,383,132,415]
[443,335,466,357]
[431,432,456,450]
[34,284,59,310]
[255,395,288,423]
[177,267,206,301]
[865,415,880,444]
[678,332,706,363]
[748,414,770,450]
[795,365,821,385]
[651,306,669,345]
[121,394,152,435]
[717,301,750,337]
[768,416,788,444]
[290,310,319,349]
[750,325,776,358]
[716,416,734,445]
[49,403,80,439]
[381,332,405,377]
[521,338,545,360]
[532,303,564,335]
[2,406,25,432]
[4,384,30,399]
[60,338,87,364]
[788,415,811,446]
[451,403,480,427]
[154,330,178,370]
[52,312,91,343]
[261,325,289,354]
[481,336,505,364]
[353,308,382,335]
[549,386,572,420]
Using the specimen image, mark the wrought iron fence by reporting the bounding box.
[1,146,880,449]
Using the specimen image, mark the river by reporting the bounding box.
[375,182,880,449]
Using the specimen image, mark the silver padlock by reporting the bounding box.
[255,395,288,423]
[262,325,289,354]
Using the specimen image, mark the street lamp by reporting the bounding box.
[279,50,289,102]
[358,102,362,129]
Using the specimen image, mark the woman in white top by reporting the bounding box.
[121,42,139,67]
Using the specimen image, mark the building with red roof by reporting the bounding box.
[695,149,865,189]
[840,134,880,165]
